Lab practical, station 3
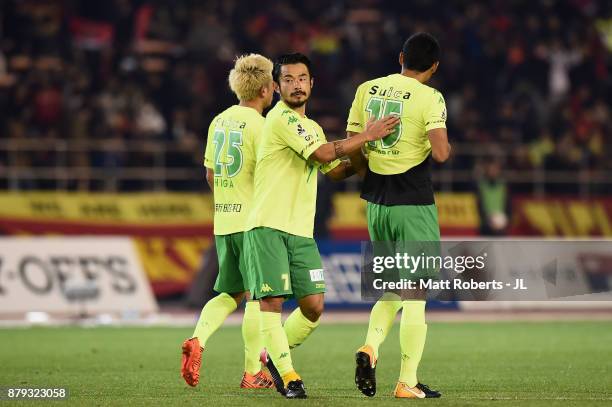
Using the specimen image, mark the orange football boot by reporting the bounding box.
[393,382,426,399]
[240,370,275,389]
[181,338,202,387]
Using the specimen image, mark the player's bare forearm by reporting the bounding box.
[205,167,214,191]
[427,128,451,163]
[311,132,370,164]
[346,131,368,178]
[325,161,357,181]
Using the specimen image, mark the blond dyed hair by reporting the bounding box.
[228,54,273,102]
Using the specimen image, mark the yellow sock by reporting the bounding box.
[364,293,402,358]
[260,311,294,376]
[284,308,319,349]
[242,301,263,375]
[398,300,427,387]
[282,370,301,387]
[192,293,237,346]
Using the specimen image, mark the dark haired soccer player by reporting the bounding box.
[244,53,400,398]
[346,33,450,399]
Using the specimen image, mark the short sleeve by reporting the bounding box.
[424,90,447,132]
[203,119,217,169]
[275,114,324,160]
[319,158,341,174]
[346,83,366,133]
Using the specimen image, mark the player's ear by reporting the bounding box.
[431,61,439,74]
[310,77,314,89]
[273,81,280,94]
[399,52,404,67]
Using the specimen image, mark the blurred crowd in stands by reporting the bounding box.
[0,0,610,193]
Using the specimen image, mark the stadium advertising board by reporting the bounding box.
[330,192,480,238]
[512,198,612,236]
[0,237,158,316]
[0,192,213,297]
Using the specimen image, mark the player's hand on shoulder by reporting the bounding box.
[365,115,400,141]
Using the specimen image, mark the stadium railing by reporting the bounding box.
[0,139,609,197]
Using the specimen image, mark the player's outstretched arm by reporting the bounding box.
[427,128,451,163]
[310,115,400,165]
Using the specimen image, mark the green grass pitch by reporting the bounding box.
[1,321,611,406]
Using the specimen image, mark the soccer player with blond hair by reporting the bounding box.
[181,53,276,389]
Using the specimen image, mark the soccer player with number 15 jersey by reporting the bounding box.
[346,33,451,399]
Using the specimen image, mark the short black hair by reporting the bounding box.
[402,32,440,72]
[273,53,313,83]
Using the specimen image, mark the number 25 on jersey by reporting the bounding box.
[213,129,243,177]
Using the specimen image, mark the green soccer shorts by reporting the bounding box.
[213,232,251,294]
[244,227,326,299]
[367,202,440,242]
[367,202,441,281]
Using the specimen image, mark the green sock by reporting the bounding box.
[242,301,263,375]
[398,300,427,387]
[192,293,237,346]
[261,311,294,376]
[364,293,402,359]
[284,308,319,349]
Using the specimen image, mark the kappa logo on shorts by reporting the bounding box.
[260,283,273,293]
[309,269,324,282]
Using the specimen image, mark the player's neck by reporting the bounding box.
[239,100,264,115]
[400,69,429,84]
[283,100,307,117]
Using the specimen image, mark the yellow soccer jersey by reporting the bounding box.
[204,105,263,235]
[247,100,340,238]
[346,74,447,175]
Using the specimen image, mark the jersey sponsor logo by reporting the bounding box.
[216,117,246,129]
[287,116,298,125]
[309,268,324,282]
[441,108,447,120]
[260,283,273,293]
[214,203,242,213]
[348,121,363,128]
[368,85,411,100]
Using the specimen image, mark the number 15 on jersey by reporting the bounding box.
[366,98,403,149]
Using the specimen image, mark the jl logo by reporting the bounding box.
[260,283,273,293]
